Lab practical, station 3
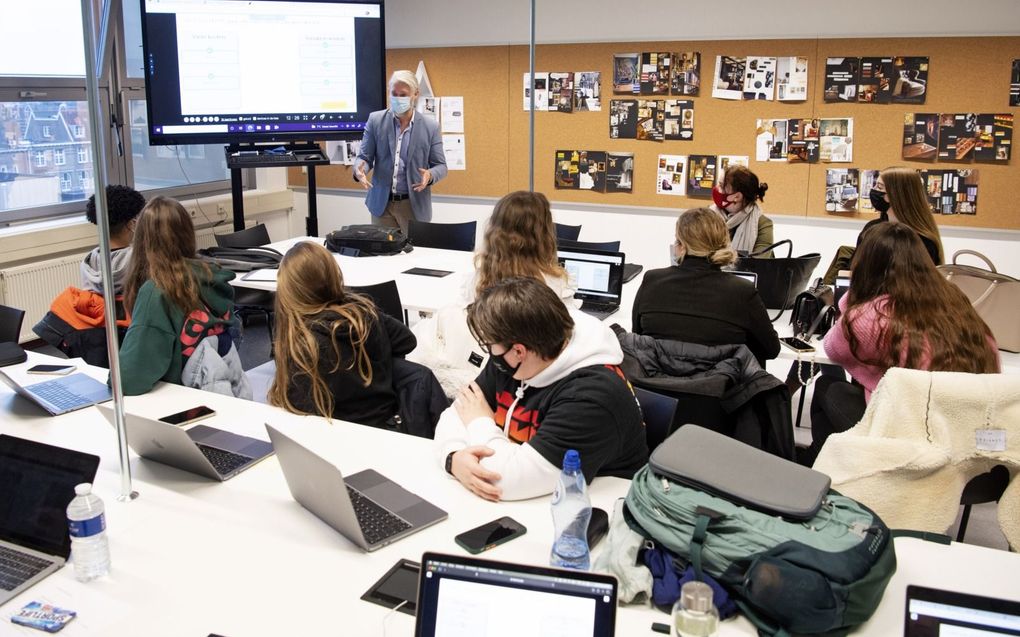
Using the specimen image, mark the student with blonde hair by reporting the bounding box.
[267,241,416,426]
[409,191,576,395]
[632,207,779,365]
[118,196,248,397]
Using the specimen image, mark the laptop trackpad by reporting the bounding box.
[347,469,417,511]
[188,425,269,457]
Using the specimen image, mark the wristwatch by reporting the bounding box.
[445,451,456,475]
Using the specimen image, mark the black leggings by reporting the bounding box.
[804,375,866,466]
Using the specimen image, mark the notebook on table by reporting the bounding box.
[0,369,111,416]
[265,424,447,552]
[415,552,618,637]
[557,247,626,321]
[0,435,100,606]
[97,405,273,481]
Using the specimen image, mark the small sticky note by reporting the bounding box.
[975,429,1007,452]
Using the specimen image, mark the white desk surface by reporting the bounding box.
[3,353,1019,636]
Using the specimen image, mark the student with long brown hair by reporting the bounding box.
[632,207,780,365]
[861,166,944,264]
[118,196,244,396]
[267,241,416,426]
[409,191,576,396]
[805,222,998,464]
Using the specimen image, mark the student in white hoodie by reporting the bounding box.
[434,277,647,501]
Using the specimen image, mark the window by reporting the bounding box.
[0,3,86,77]
[59,172,72,190]
[77,145,90,163]
[33,151,46,167]
[126,100,229,191]
[73,125,85,138]
[54,149,65,166]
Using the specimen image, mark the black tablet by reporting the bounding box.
[403,267,453,278]
[361,558,420,616]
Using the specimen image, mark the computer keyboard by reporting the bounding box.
[0,545,53,591]
[580,302,620,321]
[230,153,300,165]
[346,485,412,545]
[196,444,252,476]
[29,380,90,411]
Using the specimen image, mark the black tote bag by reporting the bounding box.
[734,239,820,321]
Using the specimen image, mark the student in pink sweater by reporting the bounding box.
[804,222,999,465]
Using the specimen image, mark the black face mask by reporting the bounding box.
[489,349,519,376]
[870,189,891,214]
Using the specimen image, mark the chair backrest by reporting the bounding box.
[557,238,622,253]
[0,304,26,343]
[214,223,271,248]
[349,280,405,324]
[407,220,476,252]
[633,386,680,453]
[554,223,582,241]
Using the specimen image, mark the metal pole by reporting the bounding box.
[80,0,137,502]
[528,0,536,192]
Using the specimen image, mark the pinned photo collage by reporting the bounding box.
[615,51,701,96]
[687,155,718,198]
[756,118,851,163]
[933,113,1013,163]
[825,169,860,213]
[611,99,694,141]
[523,72,601,112]
[902,113,940,160]
[713,56,807,101]
[824,56,929,104]
[716,155,750,184]
[1011,59,1020,107]
[920,169,979,215]
[776,56,809,101]
[656,155,688,196]
[555,150,633,193]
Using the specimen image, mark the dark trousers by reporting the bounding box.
[803,375,866,466]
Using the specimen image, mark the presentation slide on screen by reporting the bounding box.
[564,260,611,293]
[434,578,596,637]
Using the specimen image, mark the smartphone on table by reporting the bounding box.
[780,336,816,353]
[455,516,527,554]
[159,405,216,426]
[27,364,76,375]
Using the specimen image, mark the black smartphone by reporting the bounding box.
[26,364,76,375]
[780,336,816,353]
[587,507,610,549]
[402,267,453,278]
[455,516,527,554]
[159,405,216,426]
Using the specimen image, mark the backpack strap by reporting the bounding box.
[689,507,723,581]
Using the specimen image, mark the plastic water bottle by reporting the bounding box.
[66,483,110,581]
[550,449,591,570]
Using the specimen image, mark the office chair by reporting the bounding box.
[633,386,680,453]
[213,224,276,342]
[957,465,1010,542]
[407,220,477,252]
[349,281,406,325]
[554,223,582,242]
[557,238,621,253]
[214,223,272,248]
[0,304,26,343]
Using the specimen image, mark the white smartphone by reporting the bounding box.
[26,364,77,375]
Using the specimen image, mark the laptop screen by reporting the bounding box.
[905,585,1020,636]
[0,435,100,559]
[730,270,758,287]
[415,552,617,637]
[557,248,625,303]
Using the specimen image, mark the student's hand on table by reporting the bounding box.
[451,446,502,501]
[454,382,495,424]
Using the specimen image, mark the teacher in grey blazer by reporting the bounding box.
[354,70,448,234]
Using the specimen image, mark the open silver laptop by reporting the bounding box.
[265,424,447,552]
[0,435,100,606]
[0,369,111,416]
[97,405,273,481]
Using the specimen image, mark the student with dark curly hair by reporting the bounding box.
[81,185,146,295]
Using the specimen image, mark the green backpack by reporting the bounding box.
[624,426,897,637]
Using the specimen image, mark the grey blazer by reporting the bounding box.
[356,109,448,221]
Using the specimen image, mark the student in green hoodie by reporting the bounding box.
[117,196,239,395]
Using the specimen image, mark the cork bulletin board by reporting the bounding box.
[290,36,1020,230]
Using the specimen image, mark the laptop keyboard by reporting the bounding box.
[346,485,411,545]
[0,545,54,592]
[29,380,90,411]
[580,302,619,321]
[196,444,252,476]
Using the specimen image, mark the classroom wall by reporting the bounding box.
[383,0,1020,48]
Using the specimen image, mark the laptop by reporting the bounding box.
[0,369,111,416]
[905,585,1020,636]
[415,552,618,637]
[557,247,626,320]
[0,435,100,606]
[730,270,759,287]
[265,424,447,552]
[97,405,273,481]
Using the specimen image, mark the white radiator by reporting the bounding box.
[0,253,87,343]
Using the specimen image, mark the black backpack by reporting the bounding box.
[325,225,412,257]
[197,246,282,273]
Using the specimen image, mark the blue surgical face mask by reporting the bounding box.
[390,96,412,114]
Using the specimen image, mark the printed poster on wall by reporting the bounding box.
[787,118,820,163]
[440,96,464,133]
[743,56,777,100]
[574,72,601,111]
[776,56,808,101]
[859,170,881,212]
[716,155,749,184]
[858,57,893,104]
[920,169,979,215]
[687,155,717,198]
[824,57,859,102]
[640,52,671,95]
[605,152,634,192]
[671,52,701,96]
[523,72,549,111]
[825,169,860,213]
[902,113,940,160]
[1011,59,1020,106]
[974,114,1012,162]
[818,118,853,163]
[548,73,574,112]
[712,56,746,100]
[441,135,466,170]
[609,100,638,139]
[636,99,664,141]
[614,53,640,94]
[755,119,789,162]
[656,155,688,196]
[663,100,695,141]
[890,56,929,104]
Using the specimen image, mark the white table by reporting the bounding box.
[3,353,1019,636]
[233,237,475,314]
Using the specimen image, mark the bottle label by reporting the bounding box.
[68,514,106,538]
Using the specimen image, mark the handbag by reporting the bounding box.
[734,239,821,321]
[790,277,836,338]
[938,250,1020,353]
[325,225,412,257]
